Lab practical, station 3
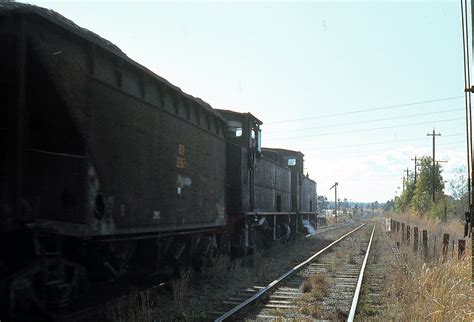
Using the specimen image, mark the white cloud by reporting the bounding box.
[308,144,468,202]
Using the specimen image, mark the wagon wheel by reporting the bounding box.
[9,259,88,316]
[205,239,221,268]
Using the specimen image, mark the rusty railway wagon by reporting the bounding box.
[0,3,317,316]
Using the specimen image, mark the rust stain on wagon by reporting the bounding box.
[176,144,187,169]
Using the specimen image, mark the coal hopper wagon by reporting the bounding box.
[0,3,318,316]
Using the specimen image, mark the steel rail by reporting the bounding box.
[214,223,366,322]
[347,224,376,322]
[244,211,318,215]
[305,222,350,238]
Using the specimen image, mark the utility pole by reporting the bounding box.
[460,0,473,239]
[402,176,406,192]
[436,160,448,194]
[411,156,418,185]
[406,168,410,186]
[330,182,338,223]
[427,128,442,202]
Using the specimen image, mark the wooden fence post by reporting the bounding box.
[401,223,405,241]
[406,225,410,246]
[458,239,466,259]
[442,233,449,262]
[396,221,400,236]
[414,227,419,254]
[422,230,428,261]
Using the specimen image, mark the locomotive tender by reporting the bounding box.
[0,3,317,312]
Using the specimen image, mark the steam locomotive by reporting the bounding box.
[0,3,318,313]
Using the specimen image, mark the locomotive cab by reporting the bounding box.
[216,109,263,213]
[223,111,262,156]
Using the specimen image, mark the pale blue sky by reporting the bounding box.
[24,0,470,202]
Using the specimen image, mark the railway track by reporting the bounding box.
[211,223,379,321]
[28,221,356,322]
[29,217,466,321]
[32,223,349,322]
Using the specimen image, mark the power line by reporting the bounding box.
[300,133,464,152]
[266,107,464,133]
[362,168,462,179]
[270,117,464,140]
[266,95,464,125]
[267,138,466,159]
[304,140,466,157]
[265,134,465,157]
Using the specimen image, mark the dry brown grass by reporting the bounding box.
[251,250,270,281]
[386,211,471,261]
[108,289,154,322]
[202,254,236,285]
[383,212,473,320]
[300,274,329,304]
[296,282,326,318]
[387,211,468,244]
[298,299,323,318]
[385,252,473,320]
[172,269,192,319]
[348,254,357,264]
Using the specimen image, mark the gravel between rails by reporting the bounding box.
[232,223,374,320]
[354,219,398,320]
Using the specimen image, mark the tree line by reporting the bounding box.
[384,156,468,220]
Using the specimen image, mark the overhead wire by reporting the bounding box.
[268,117,464,140]
[266,95,464,125]
[267,140,467,163]
[265,107,464,133]
[305,140,467,158]
[301,133,464,151]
